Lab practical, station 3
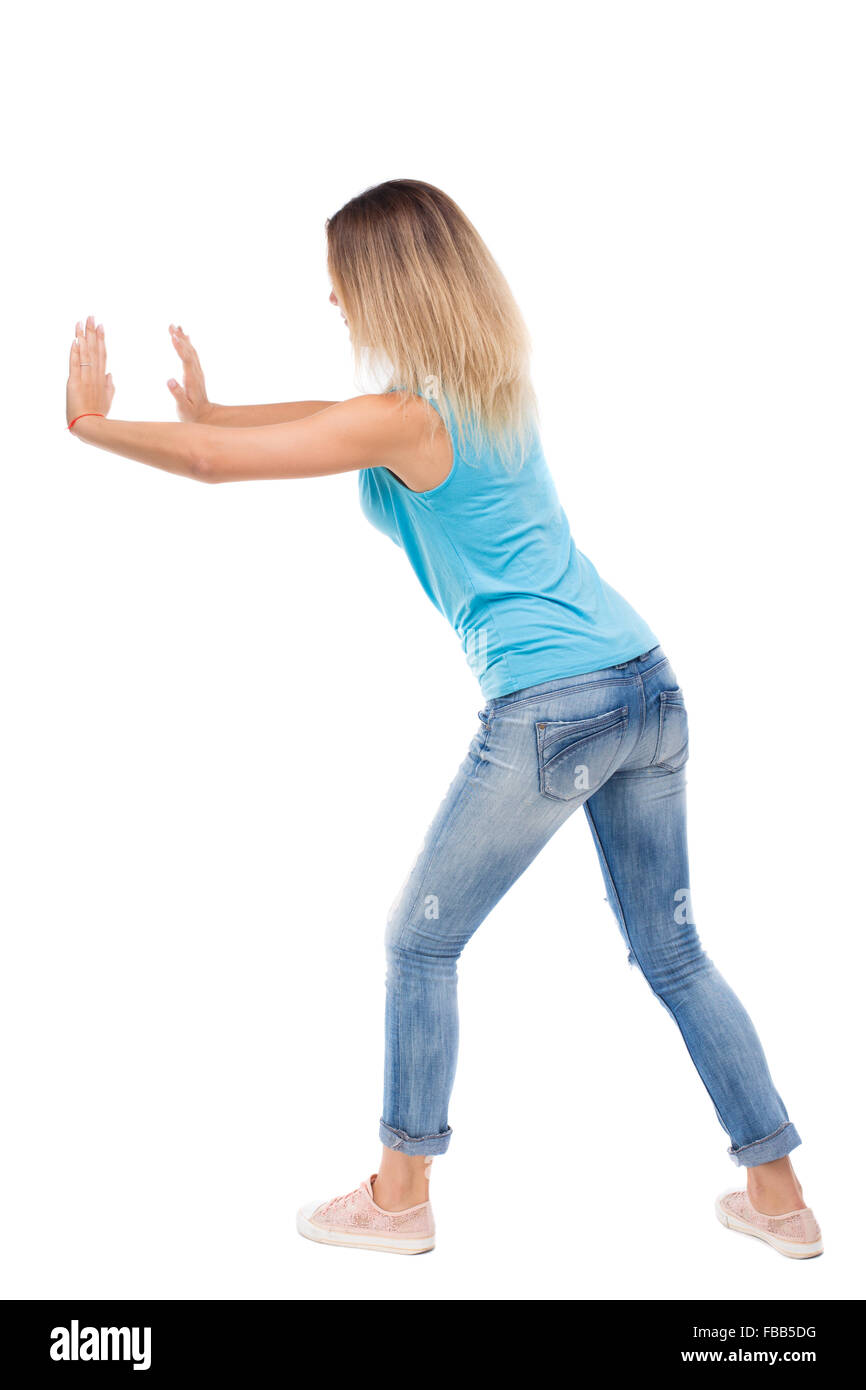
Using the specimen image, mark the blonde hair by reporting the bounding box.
[325,179,538,471]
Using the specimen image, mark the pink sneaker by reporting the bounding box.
[297,1174,435,1255]
[715,1189,823,1259]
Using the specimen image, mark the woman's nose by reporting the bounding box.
[329,290,338,306]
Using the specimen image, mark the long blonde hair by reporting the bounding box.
[325,179,538,470]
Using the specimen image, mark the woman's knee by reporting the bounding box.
[633,927,715,1000]
[385,910,465,977]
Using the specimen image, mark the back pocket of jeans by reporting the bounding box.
[535,706,629,802]
[651,689,689,771]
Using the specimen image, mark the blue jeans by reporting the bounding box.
[380,646,801,1167]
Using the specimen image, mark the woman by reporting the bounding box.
[66,179,821,1261]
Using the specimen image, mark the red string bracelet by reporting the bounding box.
[68,412,106,431]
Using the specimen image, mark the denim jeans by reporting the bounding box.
[380,645,801,1167]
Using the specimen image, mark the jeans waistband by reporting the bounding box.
[487,644,666,710]
[611,644,663,671]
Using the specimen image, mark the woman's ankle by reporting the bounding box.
[371,1174,429,1211]
[372,1149,432,1211]
[746,1156,806,1215]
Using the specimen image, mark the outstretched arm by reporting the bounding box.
[67,317,449,488]
[203,401,339,426]
[166,325,335,427]
[70,395,415,483]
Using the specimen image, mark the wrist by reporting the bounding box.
[69,412,108,439]
[198,401,220,424]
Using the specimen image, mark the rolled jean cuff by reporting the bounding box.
[379,1118,452,1156]
[727,1120,802,1168]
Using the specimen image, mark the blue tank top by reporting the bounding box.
[358,393,658,699]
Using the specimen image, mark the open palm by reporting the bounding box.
[167,324,213,423]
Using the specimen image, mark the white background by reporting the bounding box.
[2,0,863,1301]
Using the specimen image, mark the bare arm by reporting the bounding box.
[66,318,450,488]
[70,392,451,488]
[69,414,214,482]
[166,325,335,427]
[202,400,339,427]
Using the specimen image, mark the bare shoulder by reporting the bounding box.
[201,391,452,485]
[334,390,437,433]
[348,391,452,492]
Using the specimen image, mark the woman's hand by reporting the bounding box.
[167,324,214,423]
[67,315,115,427]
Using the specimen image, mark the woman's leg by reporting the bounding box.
[375,700,587,1203]
[582,723,805,1208]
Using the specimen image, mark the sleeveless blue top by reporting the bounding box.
[358,393,658,699]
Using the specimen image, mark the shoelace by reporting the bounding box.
[319,1186,358,1217]
[321,1159,433,1216]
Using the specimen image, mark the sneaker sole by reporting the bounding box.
[296,1209,435,1255]
[714,1198,823,1259]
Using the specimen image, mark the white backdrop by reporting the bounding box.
[2,0,863,1301]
